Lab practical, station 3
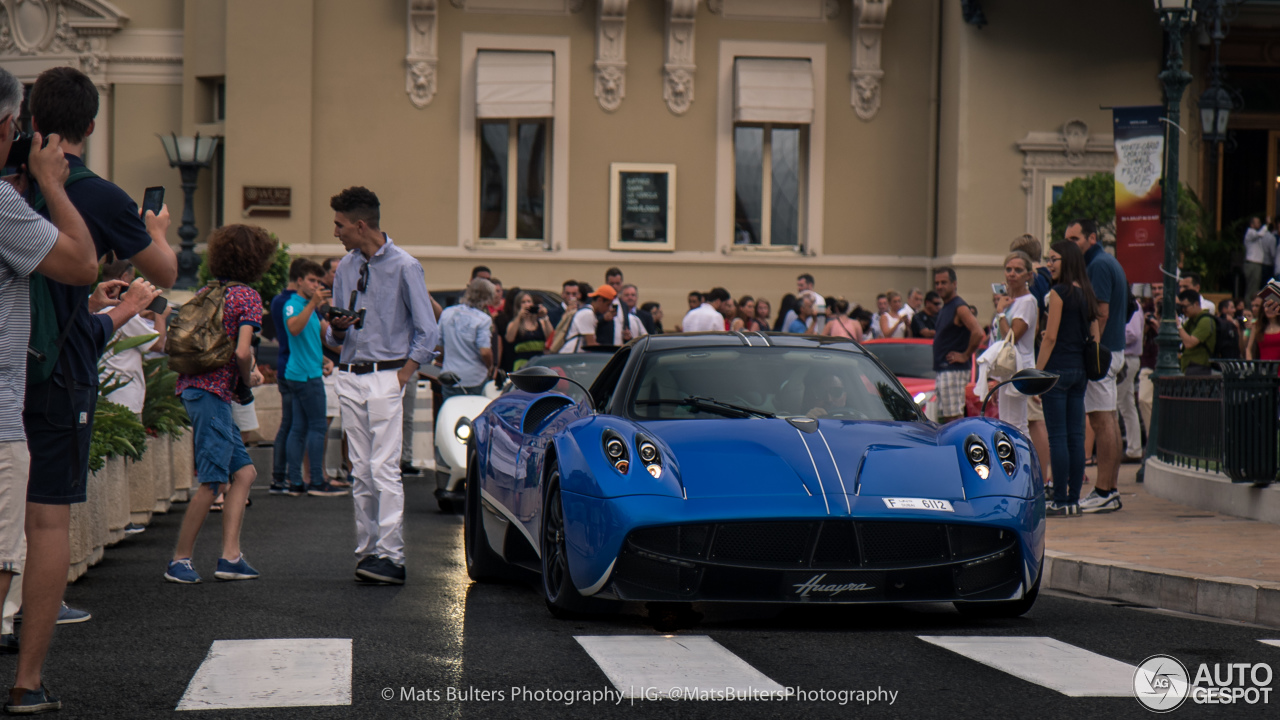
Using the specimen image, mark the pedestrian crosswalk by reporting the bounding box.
[173,633,1280,710]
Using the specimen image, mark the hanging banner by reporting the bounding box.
[1112,106,1165,285]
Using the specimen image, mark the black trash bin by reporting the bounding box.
[1217,360,1280,486]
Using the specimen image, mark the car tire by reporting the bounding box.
[541,472,593,618]
[954,572,1041,619]
[464,453,508,582]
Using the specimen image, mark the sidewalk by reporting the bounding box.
[1043,462,1280,628]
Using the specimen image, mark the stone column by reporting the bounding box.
[170,427,194,502]
[151,435,174,514]
[128,449,156,527]
[104,457,130,545]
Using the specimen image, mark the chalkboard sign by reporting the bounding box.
[609,163,676,251]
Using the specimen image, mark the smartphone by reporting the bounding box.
[991,283,1007,295]
[141,186,164,217]
[120,287,168,314]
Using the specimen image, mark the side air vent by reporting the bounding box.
[522,396,573,434]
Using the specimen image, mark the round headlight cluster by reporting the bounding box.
[967,444,987,465]
[994,433,1016,476]
[454,418,472,443]
[606,438,625,459]
[637,439,662,478]
[603,432,629,474]
[964,434,990,479]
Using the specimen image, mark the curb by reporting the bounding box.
[1044,550,1280,629]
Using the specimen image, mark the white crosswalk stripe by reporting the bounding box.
[1261,640,1280,649]
[176,638,352,711]
[575,635,786,700]
[918,636,1137,697]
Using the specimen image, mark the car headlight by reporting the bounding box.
[454,418,472,443]
[994,432,1016,476]
[964,434,990,479]
[636,436,662,479]
[603,431,629,474]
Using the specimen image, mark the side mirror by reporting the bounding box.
[508,365,561,394]
[438,371,460,387]
[509,365,596,413]
[981,368,1059,417]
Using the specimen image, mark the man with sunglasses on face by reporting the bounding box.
[325,187,438,585]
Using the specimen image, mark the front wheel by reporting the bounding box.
[541,472,592,618]
[464,455,508,582]
[954,573,1041,619]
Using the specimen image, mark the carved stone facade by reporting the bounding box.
[594,0,628,112]
[0,0,126,82]
[663,0,696,115]
[1017,119,1116,240]
[406,0,438,108]
[851,0,890,121]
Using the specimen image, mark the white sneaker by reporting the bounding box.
[1079,489,1122,514]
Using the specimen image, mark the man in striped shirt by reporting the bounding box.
[0,66,98,714]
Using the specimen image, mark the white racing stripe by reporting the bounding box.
[1262,640,1280,649]
[575,635,785,699]
[176,638,352,710]
[918,636,1136,697]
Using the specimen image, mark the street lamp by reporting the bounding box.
[1198,0,1233,231]
[158,132,219,289]
[1143,0,1197,473]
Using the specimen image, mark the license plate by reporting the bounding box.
[881,497,955,512]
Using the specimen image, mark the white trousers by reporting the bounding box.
[997,384,1029,436]
[336,369,406,565]
[1117,355,1142,457]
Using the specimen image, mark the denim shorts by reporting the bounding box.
[182,388,253,487]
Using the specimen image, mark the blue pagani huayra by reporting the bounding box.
[463,332,1051,619]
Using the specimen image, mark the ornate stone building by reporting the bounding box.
[1,0,1269,311]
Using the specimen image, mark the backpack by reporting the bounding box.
[166,281,247,375]
[1212,315,1239,359]
[25,165,98,385]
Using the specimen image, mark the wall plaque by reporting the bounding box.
[242,186,291,217]
[609,163,676,251]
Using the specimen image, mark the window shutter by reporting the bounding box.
[734,58,814,124]
[476,51,555,118]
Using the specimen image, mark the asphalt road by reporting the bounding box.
[11,476,1278,719]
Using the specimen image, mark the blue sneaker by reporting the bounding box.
[25,602,92,625]
[164,558,201,584]
[268,481,290,495]
[5,685,60,714]
[215,555,260,581]
[307,483,347,497]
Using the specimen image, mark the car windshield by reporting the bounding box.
[865,343,936,380]
[507,354,611,403]
[628,347,921,422]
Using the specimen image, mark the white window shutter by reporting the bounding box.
[476,51,555,118]
[734,58,814,124]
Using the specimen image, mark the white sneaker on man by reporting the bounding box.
[1079,489,1122,514]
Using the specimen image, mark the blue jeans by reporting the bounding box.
[272,378,295,483]
[284,377,326,487]
[1041,366,1087,505]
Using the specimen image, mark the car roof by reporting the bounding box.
[640,332,871,355]
[863,338,932,346]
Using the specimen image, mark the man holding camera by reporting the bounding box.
[15,67,172,713]
[325,187,437,586]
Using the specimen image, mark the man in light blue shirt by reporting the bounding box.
[282,258,345,498]
[437,278,496,399]
[325,187,439,585]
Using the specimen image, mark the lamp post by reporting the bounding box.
[159,132,218,289]
[1198,0,1233,231]
[1143,0,1197,476]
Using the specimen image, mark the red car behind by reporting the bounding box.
[863,338,998,420]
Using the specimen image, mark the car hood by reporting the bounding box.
[641,417,993,507]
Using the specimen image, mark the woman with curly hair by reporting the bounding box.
[165,224,278,584]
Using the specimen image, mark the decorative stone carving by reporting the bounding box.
[450,0,585,12]
[0,0,120,80]
[707,0,836,21]
[1017,120,1116,238]
[664,0,696,115]
[594,0,628,112]
[851,0,890,121]
[406,0,438,108]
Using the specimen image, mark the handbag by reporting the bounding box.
[1079,290,1113,381]
[990,338,1018,381]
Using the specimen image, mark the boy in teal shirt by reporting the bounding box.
[283,259,346,496]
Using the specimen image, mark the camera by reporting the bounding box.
[325,305,365,329]
[991,283,1007,295]
[4,132,32,170]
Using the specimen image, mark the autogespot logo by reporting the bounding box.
[1134,654,1190,713]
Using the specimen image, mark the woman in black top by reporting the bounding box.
[1035,240,1101,516]
[504,291,553,371]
